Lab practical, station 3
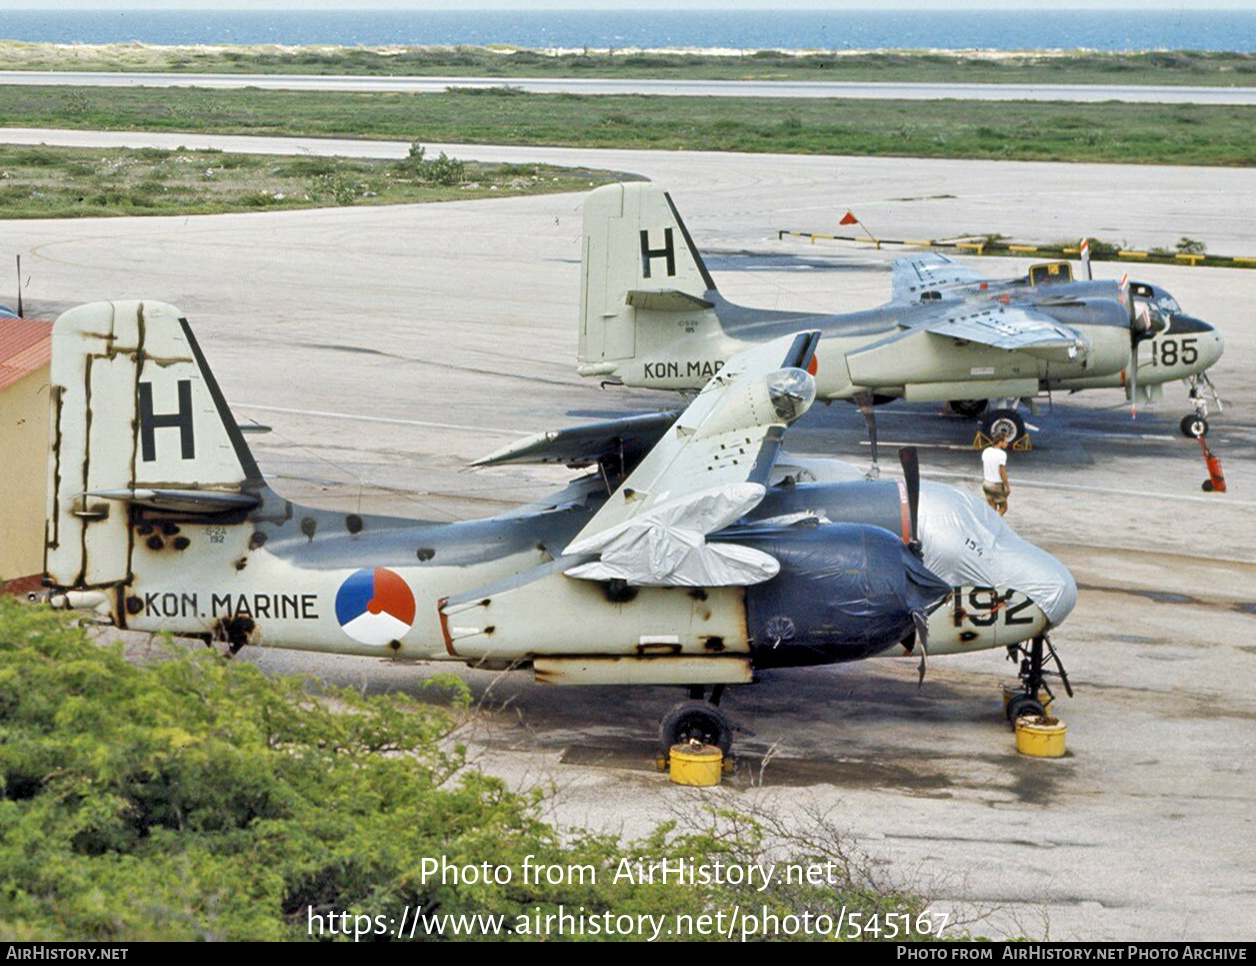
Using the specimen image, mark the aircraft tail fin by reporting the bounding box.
[578,182,719,369]
[45,300,262,590]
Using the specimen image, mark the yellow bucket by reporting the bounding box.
[1015,716,1067,758]
[668,743,724,787]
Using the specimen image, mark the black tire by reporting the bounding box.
[1006,693,1047,726]
[1202,480,1215,493]
[1180,414,1208,439]
[982,409,1026,444]
[949,399,989,419]
[659,700,733,756]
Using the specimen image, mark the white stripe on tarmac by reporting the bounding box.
[920,469,1256,509]
[236,402,526,437]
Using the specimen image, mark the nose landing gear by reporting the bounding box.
[1004,633,1073,726]
[1181,373,1222,439]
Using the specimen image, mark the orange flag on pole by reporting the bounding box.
[839,211,859,226]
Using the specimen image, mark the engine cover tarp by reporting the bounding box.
[565,483,779,586]
[718,523,950,668]
[917,481,1077,625]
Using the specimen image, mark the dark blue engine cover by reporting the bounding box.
[716,523,950,669]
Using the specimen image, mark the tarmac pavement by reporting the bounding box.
[4,143,1255,940]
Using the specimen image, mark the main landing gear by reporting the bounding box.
[1004,633,1073,726]
[1181,372,1222,439]
[947,399,988,419]
[949,398,1029,447]
[659,684,738,756]
[980,408,1027,447]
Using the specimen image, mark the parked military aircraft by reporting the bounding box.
[41,301,1075,752]
[576,183,1225,468]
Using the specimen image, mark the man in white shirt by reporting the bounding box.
[982,433,1011,515]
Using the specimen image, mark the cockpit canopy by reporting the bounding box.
[1135,282,1181,318]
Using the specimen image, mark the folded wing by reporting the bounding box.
[922,303,1089,362]
[564,331,820,587]
[892,253,989,301]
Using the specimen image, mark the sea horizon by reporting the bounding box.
[1,9,1254,53]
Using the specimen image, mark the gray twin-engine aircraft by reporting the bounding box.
[576,182,1224,463]
[42,301,1075,752]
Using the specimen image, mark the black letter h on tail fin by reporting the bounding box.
[640,227,676,279]
[138,379,195,462]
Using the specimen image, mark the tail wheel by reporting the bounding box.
[981,409,1026,444]
[949,399,988,419]
[659,700,733,756]
[1181,414,1208,439]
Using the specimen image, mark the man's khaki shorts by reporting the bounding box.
[983,481,1009,508]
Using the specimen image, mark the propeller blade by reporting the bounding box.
[1127,306,1153,419]
[898,446,921,550]
[1129,340,1139,419]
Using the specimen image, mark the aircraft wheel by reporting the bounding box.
[1180,414,1208,439]
[659,700,733,756]
[949,399,988,419]
[981,409,1026,444]
[1006,693,1047,726]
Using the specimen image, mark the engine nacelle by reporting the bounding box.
[717,522,949,669]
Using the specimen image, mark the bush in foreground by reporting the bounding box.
[0,598,935,941]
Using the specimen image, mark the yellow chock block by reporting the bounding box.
[1016,716,1067,758]
[973,431,1031,452]
[668,743,724,787]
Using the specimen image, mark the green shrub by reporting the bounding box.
[0,599,935,941]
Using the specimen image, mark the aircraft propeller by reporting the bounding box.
[899,446,929,685]
[899,445,922,555]
[1124,280,1156,419]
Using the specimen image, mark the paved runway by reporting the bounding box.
[4,70,1256,104]
[4,147,1255,940]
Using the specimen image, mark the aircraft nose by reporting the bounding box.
[918,482,1078,628]
[1170,314,1220,364]
[1017,544,1078,626]
[1201,327,1225,369]
[1171,314,1225,369]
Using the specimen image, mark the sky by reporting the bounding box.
[0,1,1246,11]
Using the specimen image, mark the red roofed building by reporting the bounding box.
[0,317,53,593]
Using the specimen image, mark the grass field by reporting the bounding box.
[2,41,1255,87]
[0,143,619,218]
[2,84,1254,166]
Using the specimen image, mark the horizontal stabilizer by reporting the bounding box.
[472,410,680,469]
[625,289,714,312]
[86,488,260,514]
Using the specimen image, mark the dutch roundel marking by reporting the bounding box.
[335,567,416,646]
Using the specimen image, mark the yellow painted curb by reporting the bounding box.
[668,743,724,786]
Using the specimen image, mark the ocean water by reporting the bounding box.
[0,9,1253,53]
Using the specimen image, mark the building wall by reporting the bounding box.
[0,364,50,587]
